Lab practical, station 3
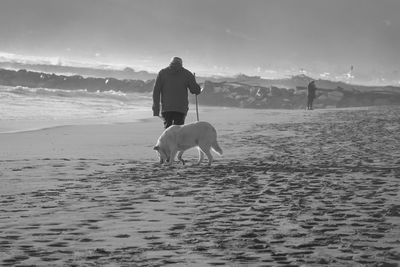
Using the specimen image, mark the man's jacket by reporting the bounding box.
[152,65,201,116]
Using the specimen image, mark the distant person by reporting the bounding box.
[307,80,317,110]
[152,57,201,128]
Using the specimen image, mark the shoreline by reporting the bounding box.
[0,107,316,161]
[0,106,376,161]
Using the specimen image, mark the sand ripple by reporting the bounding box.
[1,107,400,266]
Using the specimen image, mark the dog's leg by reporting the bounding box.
[199,144,213,166]
[168,149,178,165]
[204,149,214,166]
[196,147,205,165]
[177,151,185,165]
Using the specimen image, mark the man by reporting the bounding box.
[152,57,201,128]
[307,80,317,110]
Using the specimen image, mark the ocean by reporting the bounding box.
[0,85,153,133]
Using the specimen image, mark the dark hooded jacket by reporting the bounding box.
[152,63,201,116]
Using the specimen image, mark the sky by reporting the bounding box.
[0,0,400,85]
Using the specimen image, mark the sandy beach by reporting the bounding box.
[1,106,400,266]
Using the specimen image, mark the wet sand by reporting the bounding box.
[1,106,400,266]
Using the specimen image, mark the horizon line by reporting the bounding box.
[0,52,399,87]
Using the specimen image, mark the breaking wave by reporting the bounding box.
[3,86,138,102]
[0,85,152,133]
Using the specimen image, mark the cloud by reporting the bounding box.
[0,51,128,70]
[334,71,355,82]
[319,72,331,78]
[0,52,57,65]
[299,68,308,75]
[262,69,281,79]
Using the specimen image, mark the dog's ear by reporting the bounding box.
[153,145,160,151]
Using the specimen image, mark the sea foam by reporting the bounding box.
[0,86,152,133]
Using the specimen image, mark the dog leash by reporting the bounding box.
[194,72,199,122]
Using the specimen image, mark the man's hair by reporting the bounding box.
[170,57,183,66]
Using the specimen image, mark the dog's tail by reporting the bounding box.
[212,141,223,156]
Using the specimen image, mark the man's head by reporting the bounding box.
[170,57,183,67]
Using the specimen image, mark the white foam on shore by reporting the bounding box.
[0,85,152,133]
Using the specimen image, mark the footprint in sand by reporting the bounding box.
[114,234,130,238]
[47,241,70,247]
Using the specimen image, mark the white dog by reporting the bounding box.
[154,121,223,166]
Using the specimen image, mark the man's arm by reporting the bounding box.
[187,72,201,95]
[152,72,162,116]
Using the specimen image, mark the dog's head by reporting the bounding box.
[154,126,179,164]
[153,145,170,164]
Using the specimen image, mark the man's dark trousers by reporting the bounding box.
[162,111,186,129]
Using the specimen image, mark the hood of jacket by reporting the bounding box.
[167,62,183,74]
